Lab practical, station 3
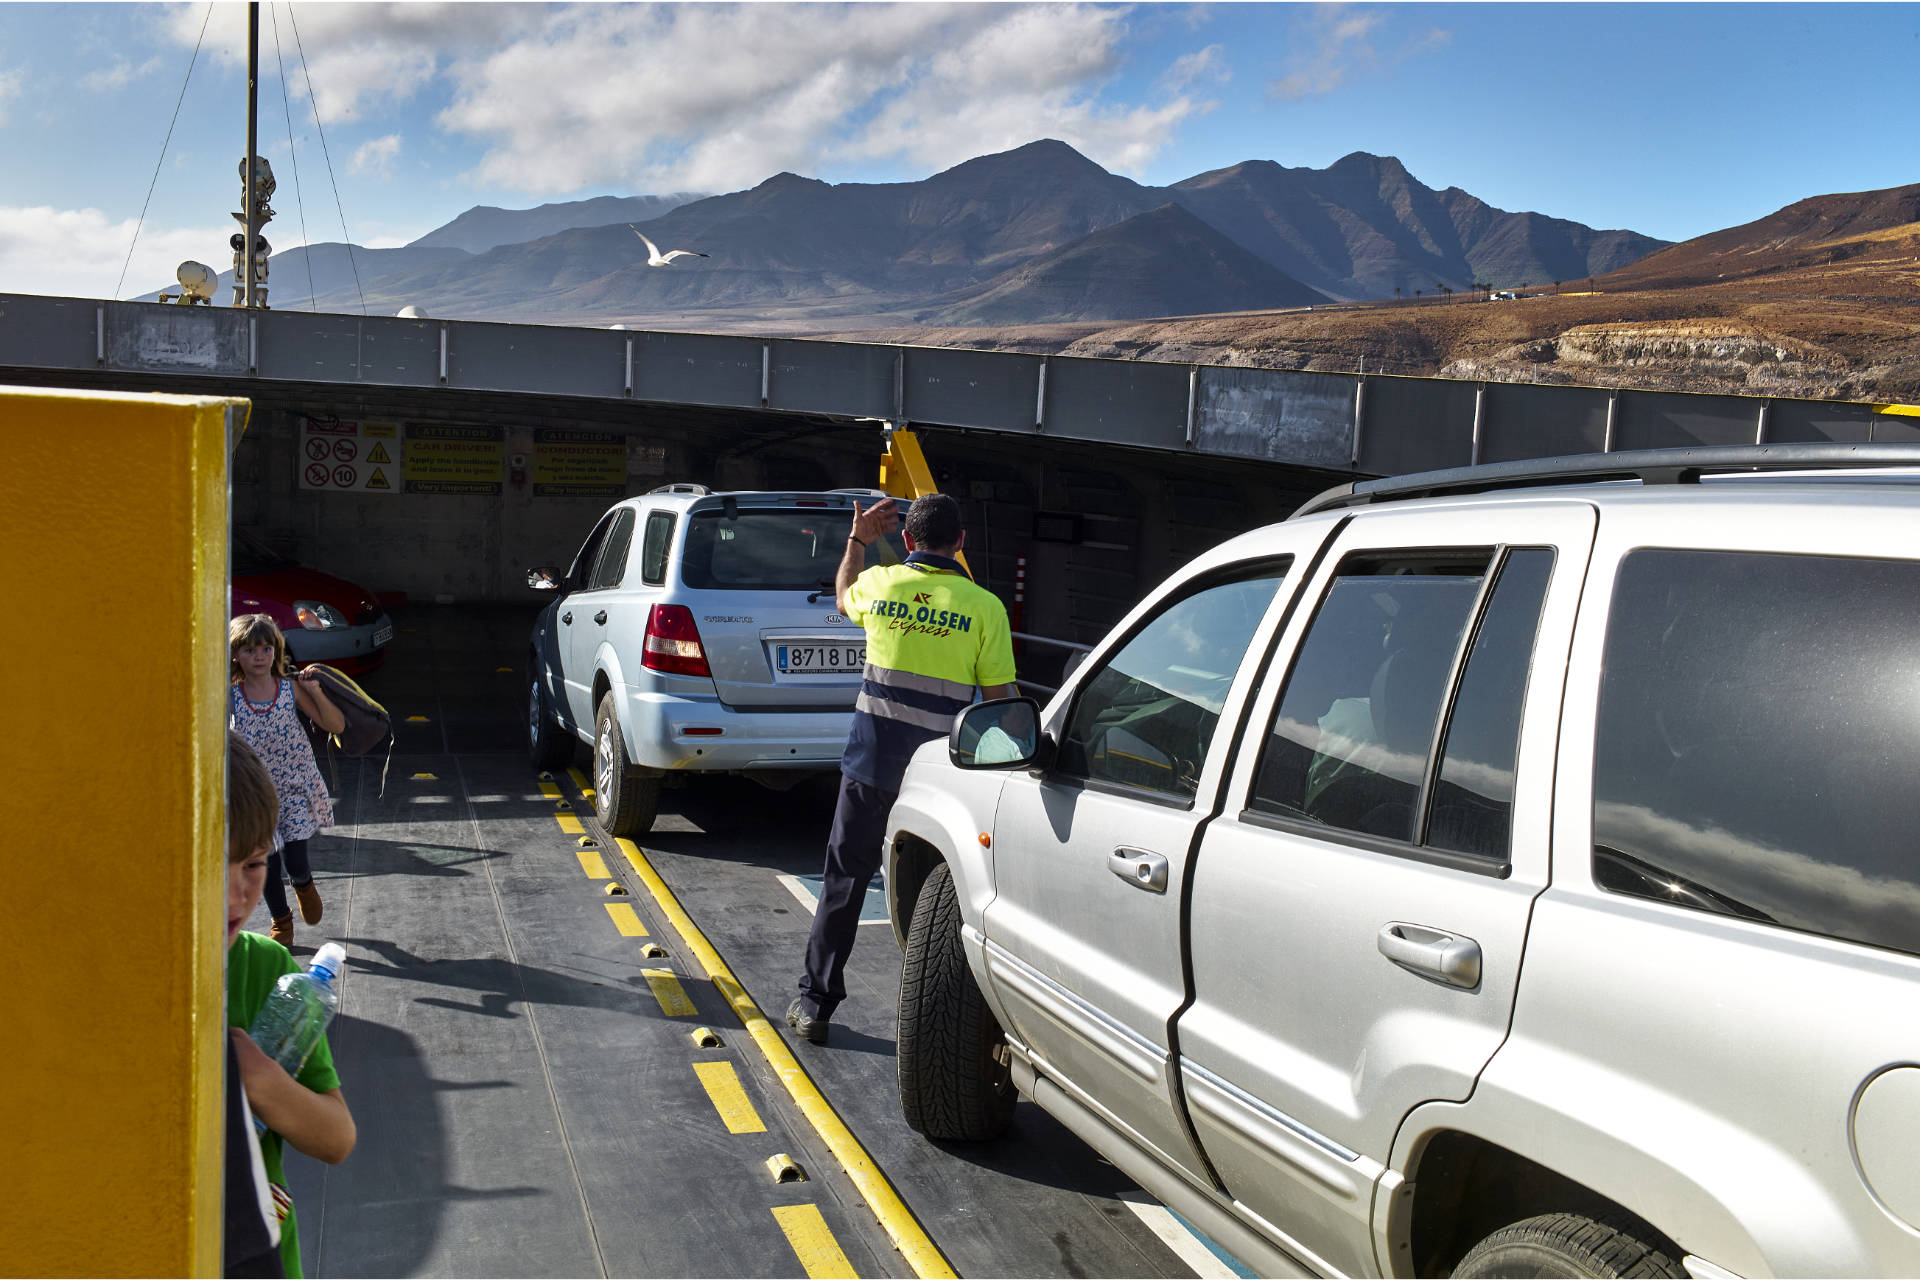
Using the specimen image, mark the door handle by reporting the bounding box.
[1377,922,1481,988]
[561,611,573,625]
[594,610,608,625]
[1108,848,1168,894]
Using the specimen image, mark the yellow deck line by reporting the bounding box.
[556,814,585,835]
[693,1061,768,1134]
[772,1204,857,1279]
[575,849,611,879]
[567,766,595,798]
[1872,402,1920,418]
[604,902,648,937]
[612,835,954,1279]
[538,780,564,799]
[642,968,698,1017]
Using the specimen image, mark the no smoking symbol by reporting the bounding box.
[305,438,331,461]
[333,464,357,487]
[305,462,330,487]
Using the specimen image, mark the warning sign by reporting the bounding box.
[532,427,626,497]
[404,424,505,495]
[298,418,402,494]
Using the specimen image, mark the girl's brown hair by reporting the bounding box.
[228,732,280,862]
[229,612,293,683]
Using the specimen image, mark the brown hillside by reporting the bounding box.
[823,183,1920,403]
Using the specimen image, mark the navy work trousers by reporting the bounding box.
[797,775,896,1021]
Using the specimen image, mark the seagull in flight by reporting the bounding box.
[629,225,709,267]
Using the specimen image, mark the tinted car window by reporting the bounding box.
[681,509,902,591]
[1057,563,1289,801]
[1427,549,1554,858]
[1593,550,1920,958]
[1250,551,1491,843]
[568,513,617,586]
[640,511,674,586]
[588,509,637,591]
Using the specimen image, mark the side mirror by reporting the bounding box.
[950,697,1042,770]
[527,566,564,592]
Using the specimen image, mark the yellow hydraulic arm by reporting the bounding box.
[877,427,972,577]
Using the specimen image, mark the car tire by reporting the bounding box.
[529,668,573,772]
[1452,1211,1684,1279]
[897,860,1016,1141]
[594,692,660,837]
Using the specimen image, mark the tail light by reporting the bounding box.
[643,604,710,677]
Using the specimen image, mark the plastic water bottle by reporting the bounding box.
[247,942,346,1079]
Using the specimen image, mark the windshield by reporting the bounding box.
[233,530,295,576]
[681,508,905,591]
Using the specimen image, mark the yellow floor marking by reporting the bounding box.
[538,780,564,799]
[604,902,647,937]
[566,765,595,798]
[693,1061,767,1134]
[642,968,697,1017]
[410,771,437,780]
[1875,401,1920,417]
[612,836,953,1279]
[773,1204,856,1279]
[496,665,513,673]
[556,813,585,835]
[405,715,429,723]
[575,849,610,879]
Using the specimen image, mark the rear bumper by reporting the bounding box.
[618,687,852,773]
[284,614,393,671]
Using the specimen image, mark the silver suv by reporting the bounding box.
[884,445,1920,1278]
[528,484,904,834]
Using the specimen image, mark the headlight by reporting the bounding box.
[293,600,347,630]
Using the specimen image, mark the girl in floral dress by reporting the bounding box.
[229,614,346,947]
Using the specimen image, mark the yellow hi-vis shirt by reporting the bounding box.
[840,554,1017,790]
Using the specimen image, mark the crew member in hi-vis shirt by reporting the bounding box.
[788,492,1017,1045]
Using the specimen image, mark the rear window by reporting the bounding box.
[1592,549,1920,958]
[680,508,903,591]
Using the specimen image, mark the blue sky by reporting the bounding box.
[2,2,1915,299]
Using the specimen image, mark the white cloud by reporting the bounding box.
[153,2,1212,198]
[436,3,1205,194]
[0,68,22,126]
[350,134,402,180]
[81,55,166,93]
[1160,44,1230,95]
[1268,5,1450,101]
[1269,5,1385,100]
[0,205,234,300]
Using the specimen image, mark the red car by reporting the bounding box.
[232,530,393,676]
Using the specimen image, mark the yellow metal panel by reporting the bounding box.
[772,1204,858,1279]
[0,385,246,1276]
[692,1060,767,1134]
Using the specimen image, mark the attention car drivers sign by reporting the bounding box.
[297,418,401,493]
[403,424,505,494]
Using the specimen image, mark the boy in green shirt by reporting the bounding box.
[227,734,357,1278]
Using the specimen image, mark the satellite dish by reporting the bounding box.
[176,262,217,300]
[396,305,430,318]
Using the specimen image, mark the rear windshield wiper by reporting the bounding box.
[807,581,834,604]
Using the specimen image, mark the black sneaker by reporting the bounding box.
[786,998,829,1045]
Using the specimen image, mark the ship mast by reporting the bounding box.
[242,1,259,307]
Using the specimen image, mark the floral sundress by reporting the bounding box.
[230,678,335,842]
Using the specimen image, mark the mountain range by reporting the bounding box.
[148,140,1668,327]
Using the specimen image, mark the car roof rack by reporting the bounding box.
[1291,442,1920,519]
[649,482,711,496]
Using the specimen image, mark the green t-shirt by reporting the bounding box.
[228,931,341,1280]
